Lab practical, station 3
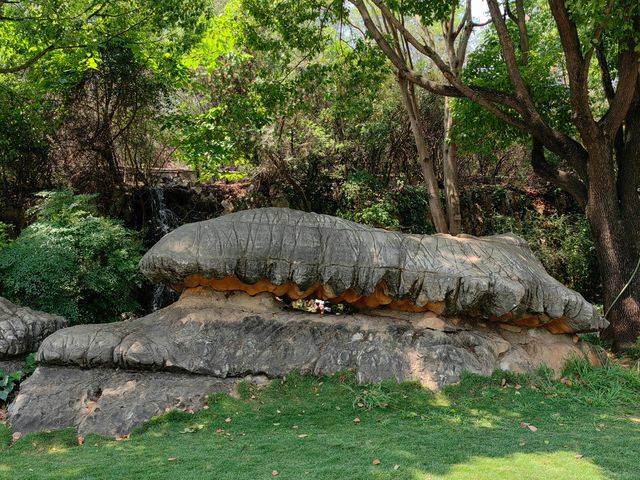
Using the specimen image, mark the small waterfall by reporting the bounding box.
[150,187,178,238]
[149,187,180,311]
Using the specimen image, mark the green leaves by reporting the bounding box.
[386,0,457,25]
[0,190,144,324]
[0,369,23,403]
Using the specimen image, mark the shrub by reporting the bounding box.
[0,190,144,324]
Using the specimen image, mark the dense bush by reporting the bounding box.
[336,171,434,233]
[0,190,144,324]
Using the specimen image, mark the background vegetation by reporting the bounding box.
[0,191,143,324]
[0,0,630,334]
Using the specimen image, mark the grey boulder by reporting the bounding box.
[9,290,596,436]
[0,297,68,358]
[139,208,603,332]
[8,366,246,437]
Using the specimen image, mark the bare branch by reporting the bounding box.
[531,140,588,208]
[599,46,640,137]
[548,0,596,138]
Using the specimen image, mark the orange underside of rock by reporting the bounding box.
[173,274,574,334]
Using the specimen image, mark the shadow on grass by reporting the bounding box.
[0,361,639,480]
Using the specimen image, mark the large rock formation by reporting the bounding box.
[8,208,604,437]
[140,208,603,333]
[0,297,67,372]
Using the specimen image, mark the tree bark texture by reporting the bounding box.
[398,77,449,234]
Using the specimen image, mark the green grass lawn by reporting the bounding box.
[1,360,639,480]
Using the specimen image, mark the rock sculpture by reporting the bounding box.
[8,208,604,437]
[140,208,602,333]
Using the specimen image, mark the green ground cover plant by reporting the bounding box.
[0,354,36,404]
[1,359,638,480]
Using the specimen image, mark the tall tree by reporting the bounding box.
[350,0,640,348]
[356,1,479,234]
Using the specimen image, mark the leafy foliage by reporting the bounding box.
[0,222,9,250]
[0,354,36,404]
[0,190,144,324]
[453,0,572,157]
[169,0,394,182]
[0,369,22,403]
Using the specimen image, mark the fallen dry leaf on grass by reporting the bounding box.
[181,424,205,434]
[225,417,232,424]
[353,417,361,424]
[114,434,129,442]
[520,422,538,432]
[372,459,381,465]
[575,454,584,459]
[77,436,85,446]
[272,470,279,476]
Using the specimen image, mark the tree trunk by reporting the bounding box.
[585,141,640,350]
[443,97,462,235]
[398,77,449,233]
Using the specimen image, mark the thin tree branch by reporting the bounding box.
[531,139,588,208]
[599,45,640,137]
[548,0,596,138]
[595,44,615,103]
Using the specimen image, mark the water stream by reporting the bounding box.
[149,187,180,311]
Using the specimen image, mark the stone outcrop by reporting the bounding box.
[7,208,603,437]
[0,297,67,359]
[140,208,603,333]
[9,290,595,436]
[8,366,250,437]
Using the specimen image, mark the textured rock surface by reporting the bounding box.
[8,366,243,436]
[37,290,591,386]
[0,358,26,374]
[0,297,68,358]
[139,208,603,333]
[9,290,595,436]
